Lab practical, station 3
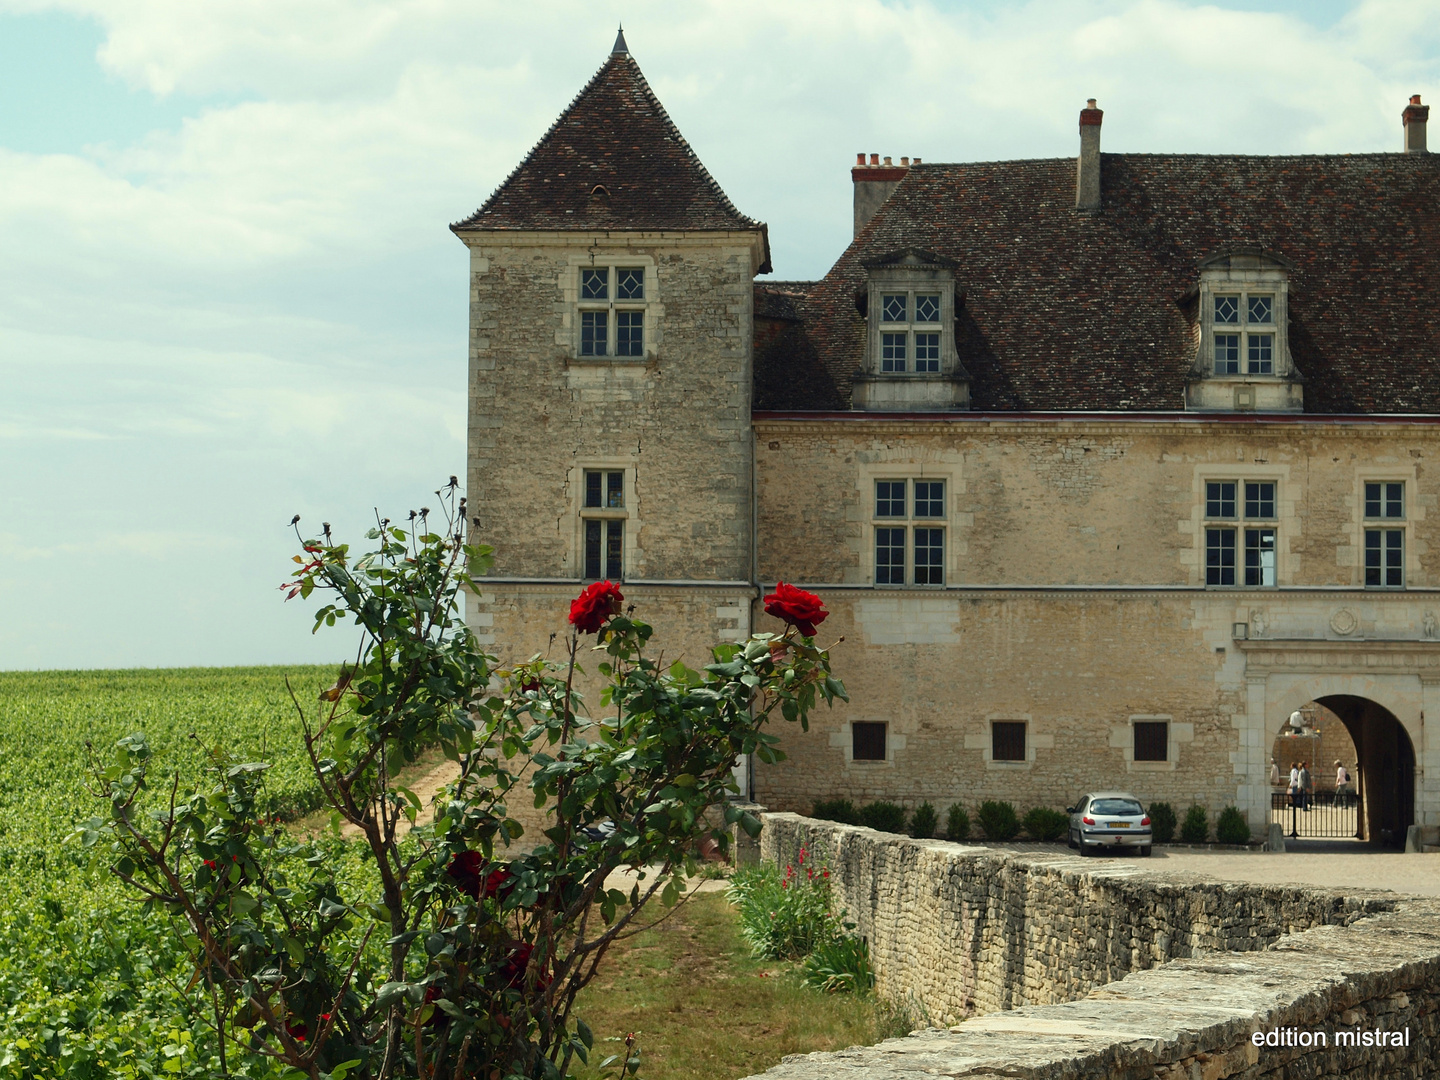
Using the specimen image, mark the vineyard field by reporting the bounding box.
[0,665,338,1078]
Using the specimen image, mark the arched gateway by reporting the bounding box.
[1240,638,1434,848]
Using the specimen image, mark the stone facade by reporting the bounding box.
[465,234,762,585]
[749,417,1440,838]
[457,43,1440,844]
[747,814,1440,1080]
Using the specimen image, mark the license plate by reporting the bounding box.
[1109,822,1131,828]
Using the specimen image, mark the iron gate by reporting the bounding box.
[1270,790,1360,839]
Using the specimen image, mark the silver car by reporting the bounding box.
[1066,791,1153,856]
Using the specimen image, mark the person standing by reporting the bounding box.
[1271,758,1280,787]
[1298,761,1311,811]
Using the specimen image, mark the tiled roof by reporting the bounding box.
[453,51,770,267]
[754,153,1440,413]
[755,281,814,322]
[754,282,839,410]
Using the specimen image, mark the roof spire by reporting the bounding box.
[612,24,628,56]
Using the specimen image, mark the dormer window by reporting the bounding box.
[1186,250,1301,413]
[852,249,969,412]
[878,292,942,373]
[1210,292,1275,376]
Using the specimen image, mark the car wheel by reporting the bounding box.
[1067,829,1078,850]
[1139,845,1152,857]
[1080,839,1096,856]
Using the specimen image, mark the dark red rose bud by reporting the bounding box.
[446,850,484,897]
[502,941,550,990]
[569,581,624,634]
[446,852,513,901]
[763,582,828,637]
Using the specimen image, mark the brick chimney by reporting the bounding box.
[852,153,912,238]
[1076,99,1103,210]
[1403,95,1429,154]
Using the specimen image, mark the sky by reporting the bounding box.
[1,0,1437,671]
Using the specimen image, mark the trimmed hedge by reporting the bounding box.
[1181,803,1209,844]
[977,800,1020,841]
[812,798,860,825]
[909,801,938,839]
[1148,802,1177,844]
[858,800,907,834]
[1022,807,1068,842]
[945,803,970,841]
[1216,805,1251,845]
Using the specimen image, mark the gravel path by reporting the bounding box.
[1084,841,1440,898]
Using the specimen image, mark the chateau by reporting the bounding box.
[454,32,1440,845]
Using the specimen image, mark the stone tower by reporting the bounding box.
[452,33,771,680]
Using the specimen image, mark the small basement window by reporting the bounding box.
[852,722,887,761]
[991,721,1026,762]
[1133,720,1169,762]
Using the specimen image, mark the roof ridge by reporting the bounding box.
[903,151,1440,171]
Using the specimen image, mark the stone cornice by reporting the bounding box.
[753,412,1440,437]
[457,229,767,248]
[1237,636,1440,672]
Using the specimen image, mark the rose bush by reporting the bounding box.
[78,481,845,1080]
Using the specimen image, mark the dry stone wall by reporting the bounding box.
[763,815,1392,1020]
[749,814,1440,1079]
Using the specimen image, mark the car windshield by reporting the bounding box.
[1090,799,1143,816]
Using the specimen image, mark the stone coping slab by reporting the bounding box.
[740,815,1440,1079]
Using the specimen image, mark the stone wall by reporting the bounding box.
[749,814,1440,1079]
[753,418,1440,590]
[748,415,1440,836]
[465,233,762,583]
[748,585,1440,834]
[762,814,1394,1020]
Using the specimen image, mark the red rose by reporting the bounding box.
[423,984,446,1026]
[569,581,624,634]
[502,942,551,990]
[446,852,512,901]
[480,866,512,898]
[763,582,828,637]
[445,850,483,897]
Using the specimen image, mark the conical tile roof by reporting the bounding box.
[453,50,769,267]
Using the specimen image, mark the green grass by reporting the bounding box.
[0,665,338,1079]
[572,891,906,1080]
